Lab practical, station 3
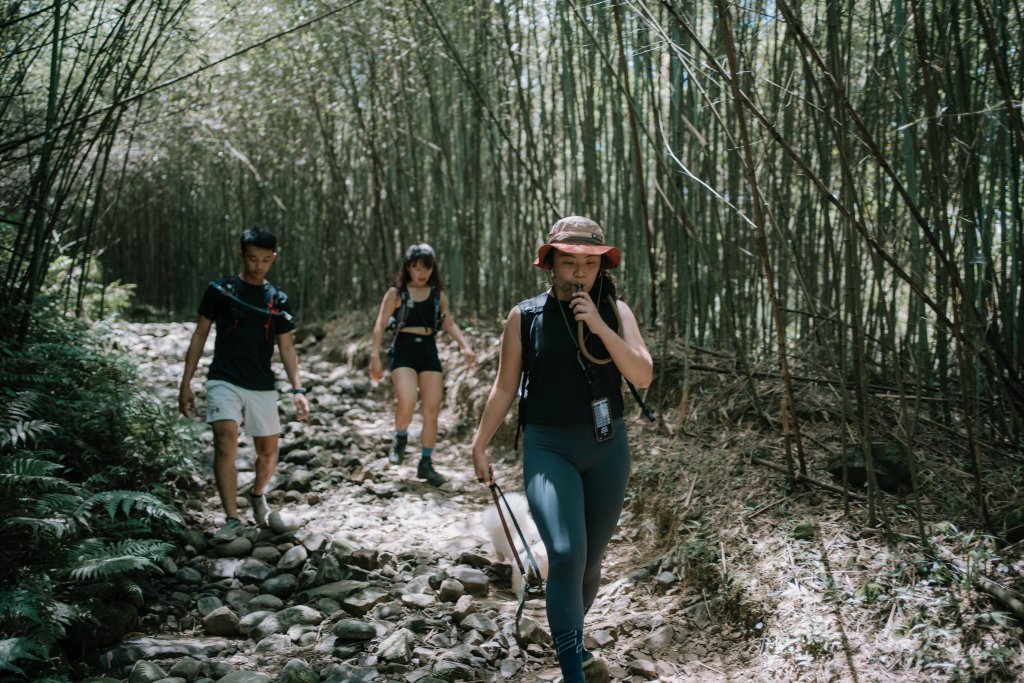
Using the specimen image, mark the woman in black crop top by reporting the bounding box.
[370,242,476,486]
[470,217,652,683]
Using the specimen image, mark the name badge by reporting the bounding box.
[591,397,614,443]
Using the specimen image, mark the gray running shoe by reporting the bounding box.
[417,458,446,486]
[213,517,243,542]
[249,490,272,528]
[388,433,408,465]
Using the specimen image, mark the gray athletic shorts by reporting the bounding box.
[205,379,281,436]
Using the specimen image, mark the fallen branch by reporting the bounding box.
[752,457,866,501]
[932,542,1024,622]
[896,533,1024,622]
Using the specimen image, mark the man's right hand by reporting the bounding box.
[178,384,195,417]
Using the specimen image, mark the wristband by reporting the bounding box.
[291,388,307,395]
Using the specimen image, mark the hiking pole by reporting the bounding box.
[488,483,528,579]
[488,483,545,646]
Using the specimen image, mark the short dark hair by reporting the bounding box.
[240,227,277,252]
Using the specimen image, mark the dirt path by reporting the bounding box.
[95,320,1024,683]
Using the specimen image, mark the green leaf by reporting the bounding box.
[68,538,174,582]
[84,490,183,524]
[0,637,44,674]
[2,515,74,540]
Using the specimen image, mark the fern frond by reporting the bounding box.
[1,419,56,452]
[35,493,87,518]
[68,538,174,582]
[0,457,68,494]
[0,456,64,478]
[127,661,165,680]
[1,516,73,540]
[69,556,157,582]
[120,577,144,602]
[0,582,49,624]
[1,391,44,423]
[43,601,77,638]
[0,637,43,675]
[85,490,182,524]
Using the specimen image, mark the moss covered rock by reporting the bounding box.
[827,441,911,492]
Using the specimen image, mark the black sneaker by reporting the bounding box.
[417,458,446,486]
[388,433,408,465]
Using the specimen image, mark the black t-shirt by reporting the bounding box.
[197,275,295,391]
[520,291,624,425]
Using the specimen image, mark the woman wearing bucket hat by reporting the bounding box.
[470,216,652,682]
[370,242,476,486]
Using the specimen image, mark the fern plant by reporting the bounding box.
[0,576,78,679]
[69,538,175,584]
[0,298,198,679]
[85,490,183,525]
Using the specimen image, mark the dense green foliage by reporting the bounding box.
[0,300,196,680]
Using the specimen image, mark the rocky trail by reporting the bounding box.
[88,321,703,683]
[84,320,1024,683]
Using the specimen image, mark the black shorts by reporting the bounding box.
[389,333,443,373]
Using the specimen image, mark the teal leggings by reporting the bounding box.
[522,419,631,636]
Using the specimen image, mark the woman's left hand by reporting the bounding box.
[463,347,477,366]
[570,290,609,334]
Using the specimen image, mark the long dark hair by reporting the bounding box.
[393,242,444,291]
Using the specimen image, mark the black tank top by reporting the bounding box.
[519,291,624,426]
[395,288,438,330]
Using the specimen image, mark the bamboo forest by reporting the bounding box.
[1,0,1023,681]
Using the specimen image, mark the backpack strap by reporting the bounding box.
[387,288,413,357]
[397,287,412,329]
[210,277,293,322]
[392,287,443,333]
[513,292,549,451]
[432,286,444,332]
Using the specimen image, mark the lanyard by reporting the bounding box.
[551,287,600,390]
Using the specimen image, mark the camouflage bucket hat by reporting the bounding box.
[534,216,621,270]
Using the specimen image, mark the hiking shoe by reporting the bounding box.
[249,490,272,528]
[213,517,243,542]
[388,433,408,465]
[417,458,446,486]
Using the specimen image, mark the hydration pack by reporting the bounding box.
[210,276,293,323]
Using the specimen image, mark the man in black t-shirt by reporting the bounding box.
[178,228,311,540]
